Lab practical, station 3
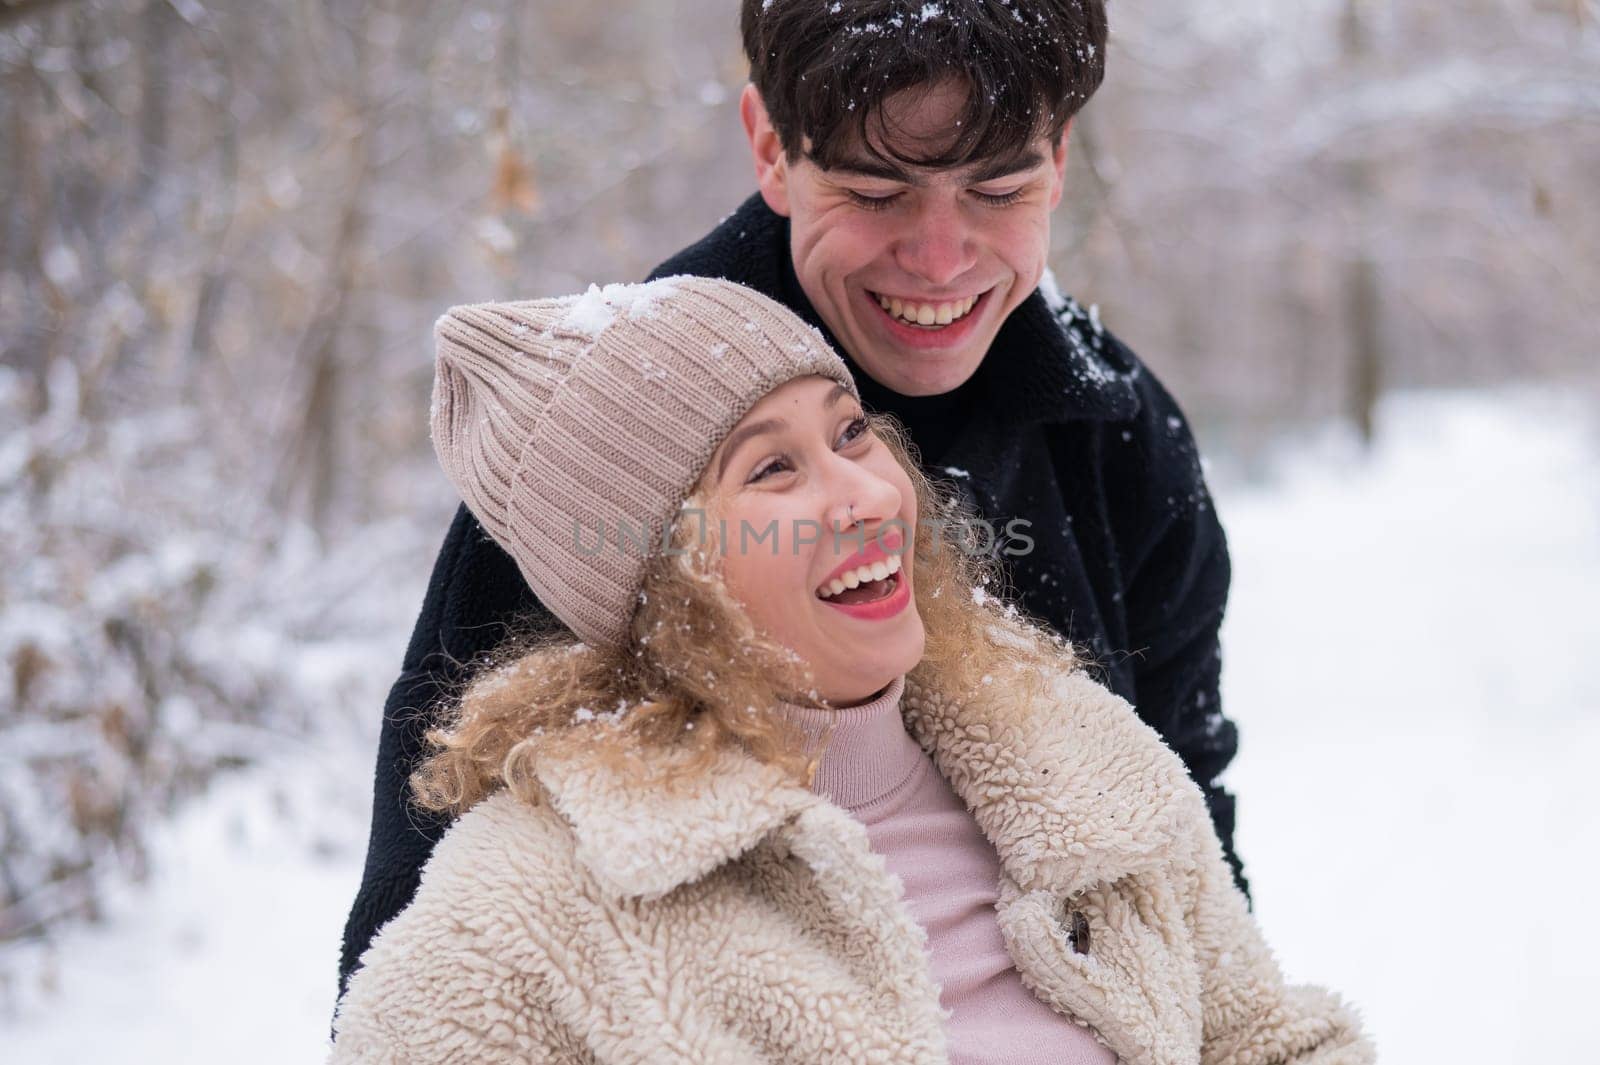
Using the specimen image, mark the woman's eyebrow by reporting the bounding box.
[716,418,786,482]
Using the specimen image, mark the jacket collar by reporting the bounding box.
[648,194,1142,427]
[530,733,818,902]
[532,662,1193,902]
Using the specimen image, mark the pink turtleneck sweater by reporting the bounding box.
[776,675,1117,1065]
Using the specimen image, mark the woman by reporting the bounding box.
[331,277,1372,1064]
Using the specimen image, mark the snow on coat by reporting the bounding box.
[330,664,1372,1064]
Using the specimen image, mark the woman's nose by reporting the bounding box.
[825,464,902,534]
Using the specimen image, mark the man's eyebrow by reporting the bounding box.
[965,149,1047,184]
[814,149,1047,187]
[812,153,919,185]
[716,418,786,482]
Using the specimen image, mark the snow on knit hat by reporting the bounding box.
[430,275,859,649]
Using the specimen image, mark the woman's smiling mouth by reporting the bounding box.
[811,524,914,622]
[816,552,903,602]
[814,557,911,621]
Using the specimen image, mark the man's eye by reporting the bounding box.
[845,189,901,211]
[973,188,1025,207]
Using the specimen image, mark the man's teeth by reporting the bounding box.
[817,554,903,599]
[874,292,978,327]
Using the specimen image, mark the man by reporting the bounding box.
[338,0,1244,1001]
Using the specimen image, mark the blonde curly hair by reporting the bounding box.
[410,413,1079,814]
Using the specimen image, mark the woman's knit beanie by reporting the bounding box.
[430,275,859,649]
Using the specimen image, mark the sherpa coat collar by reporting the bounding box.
[531,668,1190,906]
[333,664,1372,1065]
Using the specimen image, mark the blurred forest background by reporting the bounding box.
[1,0,1596,976]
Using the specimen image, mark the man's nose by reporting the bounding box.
[894,198,977,289]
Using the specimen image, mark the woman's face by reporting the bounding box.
[697,375,925,705]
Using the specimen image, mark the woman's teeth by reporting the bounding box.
[874,292,978,327]
[816,554,903,600]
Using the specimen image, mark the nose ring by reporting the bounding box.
[847,503,857,526]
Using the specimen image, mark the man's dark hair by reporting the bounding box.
[740,0,1108,170]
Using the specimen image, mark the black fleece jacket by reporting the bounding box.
[336,194,1245,1002]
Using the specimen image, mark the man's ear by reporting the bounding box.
[741,83,792,217]
[1047,118,1072,211]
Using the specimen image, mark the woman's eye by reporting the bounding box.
[748,456,790,484]
[837,415,870,447]
[845,189,901,211]
[747,418,869,484]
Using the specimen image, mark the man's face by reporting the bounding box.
[741,79,1069,397]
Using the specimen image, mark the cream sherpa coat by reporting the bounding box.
[331,666,1373,1064]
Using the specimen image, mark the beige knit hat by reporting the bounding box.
[430,275,859,649]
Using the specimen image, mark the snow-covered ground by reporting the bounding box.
[1220,386,1599,1061]
[3,386,1595,1062]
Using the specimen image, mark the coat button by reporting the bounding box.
[1062,909,1091,955]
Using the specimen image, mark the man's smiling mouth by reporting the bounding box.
[869,290,987,328]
